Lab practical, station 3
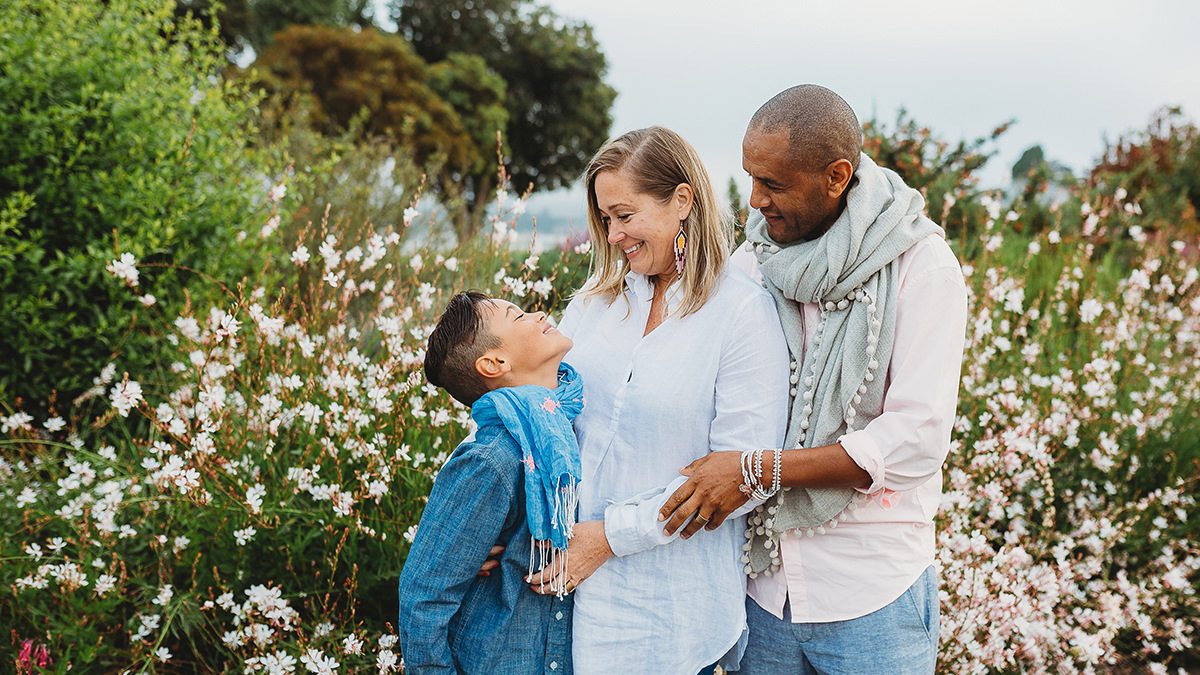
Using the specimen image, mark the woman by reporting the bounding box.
[529,127,790,674]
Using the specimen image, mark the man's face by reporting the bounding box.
[742,127,843,245]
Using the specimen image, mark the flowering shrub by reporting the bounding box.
[937,194,1200,673]
[0,185,582,672]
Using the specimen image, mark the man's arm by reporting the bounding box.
[603,289,790,550]
[659,445,870,537]
[398,448,515,674]
[660,248,968,537]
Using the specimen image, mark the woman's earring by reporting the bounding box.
[674,222,687,279]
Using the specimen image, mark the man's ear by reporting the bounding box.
[475,352,510,381]
[826,158,855,199]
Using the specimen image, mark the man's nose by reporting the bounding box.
[749,183,770,210]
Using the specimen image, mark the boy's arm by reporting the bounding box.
[398,447,516,674]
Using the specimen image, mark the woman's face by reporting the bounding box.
[593,169,693,281]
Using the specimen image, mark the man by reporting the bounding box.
[658,84,968,673]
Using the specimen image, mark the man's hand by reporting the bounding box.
[527,520,613,594]
[658,451,748,539]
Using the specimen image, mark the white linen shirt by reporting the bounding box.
[559,265,789,675]
[731,234,968,623]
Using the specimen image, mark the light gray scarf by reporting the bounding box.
[743,152,943,575]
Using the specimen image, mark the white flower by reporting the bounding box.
[234,526,257,545]
[43,416,66,432]
[270,183,287,202]
[261,215,281,238]
[1079,298,1104,323]
[95,574,117,596]
[444,257,458,271]
[247,484,266,514]
[17,487,37,507]
[300,648,339,675]
[376,650,399,673]
[342,634,364,655]
[154,584,174,606]
[155,647,172,662]
[403,207,420,226]
[292,245,311,266]
[1027,241,1041,255]
[109,379,144,417]
[1048,230,1061,244]
[2,412,34,433]
[106,252,139,287]
[314,622,335,637]
[139,294,157,307]
[409,254,423,272]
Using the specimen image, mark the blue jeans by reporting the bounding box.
[737,565,939,675]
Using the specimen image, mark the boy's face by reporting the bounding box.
[482,300,573,376]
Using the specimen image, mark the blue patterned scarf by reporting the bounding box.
[471,363,585,591]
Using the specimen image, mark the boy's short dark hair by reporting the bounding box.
[425,291,502,406]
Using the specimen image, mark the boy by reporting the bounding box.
[398,291,581,674]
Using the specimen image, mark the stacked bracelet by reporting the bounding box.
[739,449,782,500]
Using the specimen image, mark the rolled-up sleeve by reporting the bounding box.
[839,256,967,494]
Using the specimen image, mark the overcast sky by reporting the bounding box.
[518,0,1199,229]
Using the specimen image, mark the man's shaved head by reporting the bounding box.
[748,84,862,173]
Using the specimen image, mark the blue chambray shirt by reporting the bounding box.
[398,424,573,675]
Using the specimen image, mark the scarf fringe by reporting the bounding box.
[528,477,579,598]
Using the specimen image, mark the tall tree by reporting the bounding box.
[173,0,374,54]
[248,25,509,236]
[390,0,616,196]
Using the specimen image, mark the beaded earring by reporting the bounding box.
[673,222,687,278]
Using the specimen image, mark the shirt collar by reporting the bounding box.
[623,271,684,312]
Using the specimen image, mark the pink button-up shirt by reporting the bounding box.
[731,233,968,622]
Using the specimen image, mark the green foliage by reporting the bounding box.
[862,109,1010,251]
[246,25,509,239]
[392,0,617,197]
[1090,106,1200,238]
[173,0,373,54]
[0,0,271,414]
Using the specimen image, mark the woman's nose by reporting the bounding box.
[606,225,624,245]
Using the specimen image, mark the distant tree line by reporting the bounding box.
[176,0,617,237]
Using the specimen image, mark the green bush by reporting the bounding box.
[0,0,275,415]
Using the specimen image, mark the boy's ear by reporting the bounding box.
[475,351,510,380]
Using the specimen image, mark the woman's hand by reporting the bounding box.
[657,451,748,539]
[478,545,505,576]
[527,520,613,594]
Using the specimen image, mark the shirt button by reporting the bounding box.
[555,611,563,620]
[550,662,558,670]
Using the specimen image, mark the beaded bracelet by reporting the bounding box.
[739,448,782,500]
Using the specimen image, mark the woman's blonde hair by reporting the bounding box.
[579,126,732,317]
